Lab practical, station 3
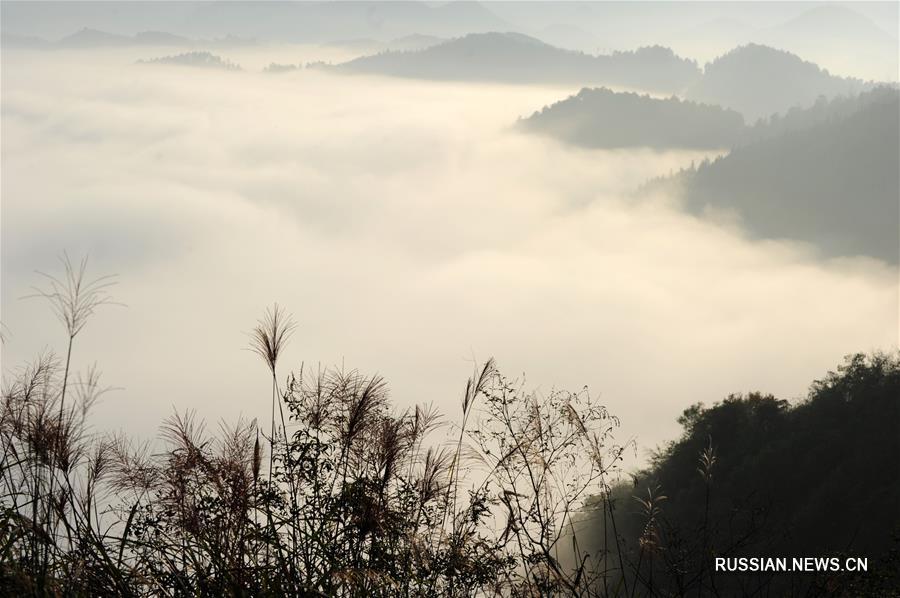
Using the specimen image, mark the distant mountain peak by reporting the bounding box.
[440,31,555,50]
[710,43,810,66]
[520,86,744,150]
[55,27,192,48]
[58,27,128,46]
[329,32,700,94]
[139,51,241,71]
[778,5,897,41]
[689,43,869,120]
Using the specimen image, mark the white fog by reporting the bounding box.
[2,44,896,466]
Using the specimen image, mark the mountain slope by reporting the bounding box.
[331,32,700,94]
[518,87,744,149]
[670,88,899,262]
[139,51,241,71]
[586,352,900,596]
[687,44,870,121]
[57,27,131,47]
[5,28,197,49]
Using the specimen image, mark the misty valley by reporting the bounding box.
[1,2,898,597]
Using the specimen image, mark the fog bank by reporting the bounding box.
[2,46,896,466]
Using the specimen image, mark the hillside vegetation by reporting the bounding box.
[584,351,900,596]
[687,44,870,121]
[2,258,896,597]
[139,51,241,71]
[519,87,744,149]
[329,32,700,94]
[670,88,899,263]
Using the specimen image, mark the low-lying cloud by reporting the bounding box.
[2,46,896,466]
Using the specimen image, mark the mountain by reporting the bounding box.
[519,87,744,149]
[324,34,445,56]
[738,85,900,145]
[0,1,507,43]
[57,27,131,48]
[769,5,896,48]
[760,5,898,82]
[329,32,701,94]
[663,87,899,263]
[322,37,385,54]
[139,51,241,71]
[7,28,196,49]
[132,31,194,46]
[385,34,446,53]
[586,352,900,596]
[0,32,51,49]
[687,44,871,121]
[534,23,603,53]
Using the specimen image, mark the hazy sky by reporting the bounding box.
[2,1,897,81]
[2,29,898,469]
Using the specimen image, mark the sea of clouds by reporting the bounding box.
[2,45,896,467]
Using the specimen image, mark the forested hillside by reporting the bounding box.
[582,352,900,596]
[330,32,700,93]
[519,87,744,149]
[686,44,870,120]
[664,88,899,262]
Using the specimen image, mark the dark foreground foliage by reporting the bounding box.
[2,256,896,597]
[584,351,900,597]
[1,257,633,596]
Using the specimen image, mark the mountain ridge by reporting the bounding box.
[327,31,701,94]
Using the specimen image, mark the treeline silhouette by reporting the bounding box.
[666,87,899,263]
[329,38,877,123]
[328,32,700,94]
[518,84,898,152]
[139,51,241,71]
[518,87,745,149]
[522,86,898,263]
[686,44,870,121]
[583,351,900,596]
[1,257,896,596]
[738,86,900,145]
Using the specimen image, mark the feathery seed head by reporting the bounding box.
[249,303,296,374]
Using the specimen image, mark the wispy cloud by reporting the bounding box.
[2,47,895,463]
